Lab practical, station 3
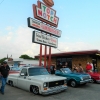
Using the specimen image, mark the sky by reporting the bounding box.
[0,0,100,59]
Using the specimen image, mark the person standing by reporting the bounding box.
[86,62,92,72]
[94,63,98,72]
[78,63,84,73]
[50,64,56,74]
[72,64,78,73]
[0,61,10,95]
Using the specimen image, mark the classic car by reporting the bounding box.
[7,66,67,95]
[87,72,100,83]
[9,66,20,74]
[55,68,91,87]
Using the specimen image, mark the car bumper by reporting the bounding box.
[41,85,67,95]
[80,79,92,84]
[96,80,100,83]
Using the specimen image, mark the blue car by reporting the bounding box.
[55,68,91,87]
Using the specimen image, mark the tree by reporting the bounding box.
[19,54,37,60]
[0,58,7,64]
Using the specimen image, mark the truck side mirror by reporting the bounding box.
[20,73,25,76]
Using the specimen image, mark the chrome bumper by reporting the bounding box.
[96,80,100,83]
[80,79,92,84]
[41,85,67,95]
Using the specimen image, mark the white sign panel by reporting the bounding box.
[27,17,61,37]
[32,31,58,48]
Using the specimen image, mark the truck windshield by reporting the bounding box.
[28,67,49,76]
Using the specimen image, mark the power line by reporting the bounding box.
[0,0,4,5]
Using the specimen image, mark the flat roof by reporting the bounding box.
[35,49,100,58]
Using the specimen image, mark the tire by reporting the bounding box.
[70,80,77,87]
[91,78,96,83]
[31,86,39,95]
[10,81,13,87]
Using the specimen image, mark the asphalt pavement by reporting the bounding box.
[0,82,100,100]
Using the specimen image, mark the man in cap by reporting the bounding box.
[0,61,10,94]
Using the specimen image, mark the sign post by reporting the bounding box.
[28,0,61,70]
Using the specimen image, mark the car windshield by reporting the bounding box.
[28,67,49,76]
[60,68,72,74]
[11,67,20,71]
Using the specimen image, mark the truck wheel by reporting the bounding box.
[70,80,77,87]
[10,81,13,87]
[31,86,39,95]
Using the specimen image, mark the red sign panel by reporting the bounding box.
[33,1,59,27]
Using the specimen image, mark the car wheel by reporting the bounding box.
[10,81,13,86]
[91,78,96,83]
[31,86,39,95]
[70,80,77,87]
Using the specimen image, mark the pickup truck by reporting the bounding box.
[55,68,91,87]
[7,66,67,95]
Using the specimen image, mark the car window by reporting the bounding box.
[60,68,72,73]
[21,68,27,76]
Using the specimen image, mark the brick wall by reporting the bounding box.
[72,55,92,70]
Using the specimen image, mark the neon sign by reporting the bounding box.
[33,1,59,27]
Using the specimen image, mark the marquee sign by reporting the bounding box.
[27,17,61,37]
[32,31,58,48]
[33,1,59,27]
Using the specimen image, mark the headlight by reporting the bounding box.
[43,82,48,87]
[89,75,91,79]
[80,77,83,81]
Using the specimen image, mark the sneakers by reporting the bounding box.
[0,89,4,95]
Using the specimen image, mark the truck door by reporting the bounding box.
[17,68,28,90]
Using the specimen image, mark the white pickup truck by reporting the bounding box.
[7,66,67,95]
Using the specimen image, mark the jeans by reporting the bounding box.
[0,77,7,93]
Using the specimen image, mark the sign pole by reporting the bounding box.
[39,44,42,66]
[44,45,47,68]
[48,46,51,72]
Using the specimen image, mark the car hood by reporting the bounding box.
[88,72,100,77]
[29,75,66,82]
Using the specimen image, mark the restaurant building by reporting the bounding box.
[35,49,100,71]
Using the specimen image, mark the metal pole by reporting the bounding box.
[44,45,47,68]
[39,44,42,66]
[48,46,51,71]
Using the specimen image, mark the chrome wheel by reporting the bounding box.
[91,78,96,83]
[10,81,13,86]
[70,80,77,87]
[31,86,39,95]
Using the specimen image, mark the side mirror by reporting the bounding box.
[20,73,25,76]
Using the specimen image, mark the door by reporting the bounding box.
[17,68,28,90]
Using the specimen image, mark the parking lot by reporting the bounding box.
[0,83,100,100]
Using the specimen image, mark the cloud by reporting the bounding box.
[0,26,99,59]
[6,26,13,31]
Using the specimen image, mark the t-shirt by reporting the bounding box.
[0,65,10,78]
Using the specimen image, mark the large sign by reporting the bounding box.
[33,1,59,27]
[27,17,61,37]
[32,31,58,48]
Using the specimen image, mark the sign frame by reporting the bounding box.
[33,1,59,27]
[32,31,58,48]
[27,17,61,37]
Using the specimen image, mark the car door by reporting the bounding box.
[17,68,28,90]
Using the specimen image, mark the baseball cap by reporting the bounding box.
[3,61,7,64]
